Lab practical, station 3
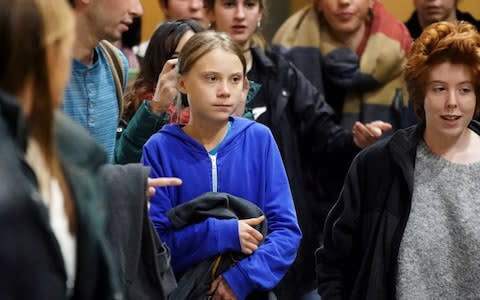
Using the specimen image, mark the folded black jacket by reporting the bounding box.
[166,192,273,300]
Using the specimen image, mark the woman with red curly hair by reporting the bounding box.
[316,21,480,299]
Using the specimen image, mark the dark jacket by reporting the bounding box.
[0,90,121,300]
[101,164,177,300]
[405,9,480,39]
[167,192,270,300]
[316,121,480,299]
[247,47,359,298]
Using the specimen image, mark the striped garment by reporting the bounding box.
[62,45,128,162]
[273,2,413,130]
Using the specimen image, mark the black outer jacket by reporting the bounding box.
[248,48,360,297]
[316,121,480,299]
[102,164,177,300]
[0,90,121,300]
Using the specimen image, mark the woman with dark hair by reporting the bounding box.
[115,19,204,164]
[317,21,480,299]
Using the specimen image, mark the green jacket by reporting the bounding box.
[114,101,167,164]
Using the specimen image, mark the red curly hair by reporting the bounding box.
[404,21,480,122]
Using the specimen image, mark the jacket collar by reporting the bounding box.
[388,120,480,195]
[388,124,424,196]
[0,89,28,153]
[250,47,275,72]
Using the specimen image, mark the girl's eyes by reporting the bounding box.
[203,74,242,83]
[223,0,258,8]
[459,87,473,94]
[431,86,473,94]
[231,76,242,83]
[431,86,446,93]
[205,74,217,82]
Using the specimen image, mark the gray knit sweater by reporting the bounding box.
[396,141,480,299]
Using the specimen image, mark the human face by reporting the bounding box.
[177,48,245,123]
[90,0,143,42]
[161,0,209,29]
[414,0,457,28]
[316,0,373,38]
[210,0,262,48]
[423,62,477,145]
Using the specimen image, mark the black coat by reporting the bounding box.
[0,90,121,300]
[247,48,359,297]
[316,121,480,299]
[102,164,177,300]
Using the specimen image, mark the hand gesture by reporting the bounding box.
[150,58,179,114]
[146,177,182,197]
[209,276,237,300]
[238,215,265,255]
[352,120,392,148]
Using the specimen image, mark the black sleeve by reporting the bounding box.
[288,61,360,163]
[315,153,365,299]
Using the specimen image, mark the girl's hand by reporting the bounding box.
[238,215,264,255]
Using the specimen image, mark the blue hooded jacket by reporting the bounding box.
[142,116,301,299]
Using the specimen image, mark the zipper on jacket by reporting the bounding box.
[209,154,218,192]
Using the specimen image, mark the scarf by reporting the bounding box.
[273,2,412,129]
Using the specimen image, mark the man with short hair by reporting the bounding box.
[63,0,142,162]
[406,0,480,39]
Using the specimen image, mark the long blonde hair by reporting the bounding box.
[0,0,76,230]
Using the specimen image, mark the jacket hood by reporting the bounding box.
[159,116,256,153]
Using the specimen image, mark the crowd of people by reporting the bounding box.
[1,0,479,299]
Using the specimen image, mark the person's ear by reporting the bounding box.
[177,75,188,94]
[242,77,250,96]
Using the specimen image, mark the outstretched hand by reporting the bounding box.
[352,121,392,148]
[146,177,182,197]
[238,215,265,255]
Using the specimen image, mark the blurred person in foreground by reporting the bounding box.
[0,0,180,299]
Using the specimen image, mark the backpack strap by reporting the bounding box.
[98,40,126,126]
